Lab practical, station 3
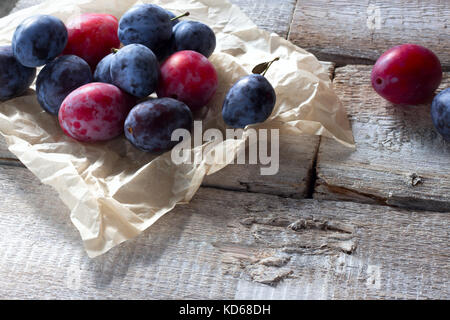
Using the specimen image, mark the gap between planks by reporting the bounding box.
[286,0,300,41]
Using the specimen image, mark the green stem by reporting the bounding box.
[111,48,120,54]
[171,12,190,21]
[261,57,280,76]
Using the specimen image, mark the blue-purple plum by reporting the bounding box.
[110,44,159,98]
[124,98,193,153]
[431,88,450,141]
[12,15,68,67]
[173,21,216,58]
[93,53,114,83]
[153,36,176,63]
[222,74,276,128]
[118,4,172,51]
[152,11,187,62]
[36,55,93,115]
[0,46,36,101]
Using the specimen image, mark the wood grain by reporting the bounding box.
[0,138,16,160]
[0,165,448,299]
[315,66,450,212]
[230,0,297,38]
[203,134,320,198]
[289,0,450,68]
[8,0,39,14]
[0,1,18,18]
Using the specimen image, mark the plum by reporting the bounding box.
[0,45,36,101]
[58,82,134,142]
[12,15,68,67]
[173,21,216,58]
[36,55,93,115]
[153,36,176,63]
[63,13,120,70]
[124,98,193,153]
[152,11,193,62]
[110,44,159,98]
[431,88,450,141]
[118,4,172,51]
[222,74,276,128]
[93,53,114,84]
[157,50,218,115]
[371,44,442,105]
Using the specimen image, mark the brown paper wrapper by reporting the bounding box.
[0,0,354,257]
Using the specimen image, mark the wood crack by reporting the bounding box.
[216,209,359,287]
[317,180,450,213]
[319,182,388,206]
[286,0,299,40]
[306,136,321,198]
[288,218,354,234]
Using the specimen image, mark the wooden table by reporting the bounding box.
[0,0,449,299]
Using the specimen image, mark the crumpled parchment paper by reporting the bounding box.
[0,0,354,257]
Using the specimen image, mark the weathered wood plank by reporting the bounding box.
[8,0,36,15]
[0,138,16,160]
[203,134,320,198]
[0,0,18,18]
[315,65,450,212]
[289,0,450,68]
[230,0,297,38]
[0,165,448,299]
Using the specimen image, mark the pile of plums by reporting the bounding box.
[0,3,278,153]
[371,44,449,141]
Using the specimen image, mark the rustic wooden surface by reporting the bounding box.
[230,0,297,38]
[0,1,18,17]
[289,0,450,68]
[0,165,448,299]
[203,134,320,198]
[315,67,450,212]
[0,0,449,300]
[0,138,15,160]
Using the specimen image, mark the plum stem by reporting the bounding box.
[261,57,280,77]
[171,12,190,21]
[111,48,120,54]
